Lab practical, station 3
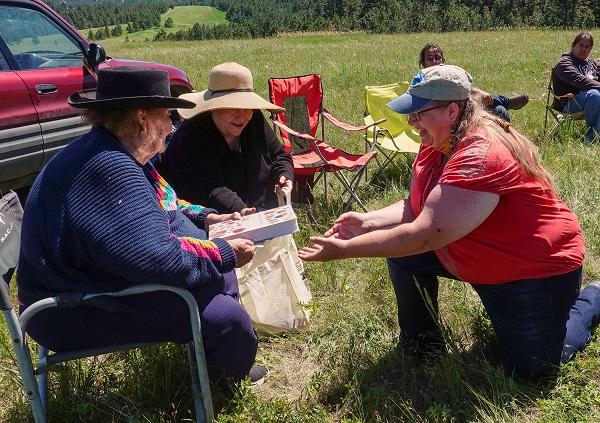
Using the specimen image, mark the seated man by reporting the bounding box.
[419,43,529,122]
[552,32,600,141]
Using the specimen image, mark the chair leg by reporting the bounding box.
[3,307,46,422]
[335,172,367,213]
[368,149,397,183]
[187,342,212,423]
[37,346,48,414]
[187,343,205,423]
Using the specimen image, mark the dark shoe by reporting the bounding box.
[506,94,529,110]
[249,365,268,386]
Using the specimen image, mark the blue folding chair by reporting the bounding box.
[0,191,214,423]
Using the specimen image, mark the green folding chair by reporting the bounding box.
[363,82,421,181]
[0,191,214,423]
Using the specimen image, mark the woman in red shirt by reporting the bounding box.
[299,65,600,378]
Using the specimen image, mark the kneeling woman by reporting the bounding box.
[17,67,258,383]
[300,65,600,378]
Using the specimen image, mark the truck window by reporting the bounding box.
[0,5,83,70]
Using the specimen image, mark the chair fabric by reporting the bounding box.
[268,74,377,211]
[0,191,214,423]
[363,82,420,180]
[544,72,585,137]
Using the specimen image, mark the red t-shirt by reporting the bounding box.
[410,130,585,284]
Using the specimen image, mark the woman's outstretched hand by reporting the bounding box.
[298,236,347,262]
[324,212,371,239]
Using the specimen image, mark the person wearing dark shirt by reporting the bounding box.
[160,62,293,214]
[552,32,600,141]
[419,43,529,123]
[17,67,261,385]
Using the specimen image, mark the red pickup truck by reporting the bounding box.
[0,0,193,192]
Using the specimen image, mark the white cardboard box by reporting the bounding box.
[208,205,299,243]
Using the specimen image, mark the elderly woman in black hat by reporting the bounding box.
[17,66,263,384]
[159,62,293,214]
[299,64,600,379]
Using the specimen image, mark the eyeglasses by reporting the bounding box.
[408,105,445,121]
[425,54,443,61]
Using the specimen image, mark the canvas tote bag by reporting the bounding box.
[235,191,311,333]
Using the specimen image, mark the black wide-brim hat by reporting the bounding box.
[68,66,195,109]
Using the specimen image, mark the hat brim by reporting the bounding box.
[177,90,284,120]
[387,93,432,114]
[68,89,196,109]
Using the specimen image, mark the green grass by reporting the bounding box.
[2,29,600,422]
[84,5,228,43]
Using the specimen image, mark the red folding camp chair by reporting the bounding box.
[268,74,382,212]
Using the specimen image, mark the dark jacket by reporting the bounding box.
[552,52,600,110]
[18,127,235,317]
[160,110,293,213]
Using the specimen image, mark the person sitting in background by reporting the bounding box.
[17,67,266,386]
[159,62,293,214]
[419,43,529,122]
[299,64,600,379]
[552,32,600,141]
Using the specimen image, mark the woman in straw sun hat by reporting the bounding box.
[299,64,600,378]
[160,62,293,214]
[18,66,263,386]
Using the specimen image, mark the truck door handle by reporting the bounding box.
[35,84,58,94]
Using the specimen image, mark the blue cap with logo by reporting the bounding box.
[387,64,473,114]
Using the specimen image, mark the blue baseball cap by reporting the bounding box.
[387,65,473,114]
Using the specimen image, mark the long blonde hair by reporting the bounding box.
[442,98,556,194]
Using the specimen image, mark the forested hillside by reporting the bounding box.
[158,0,600,40]
[46,0,599,41]
[46,0,206,30]
[212,0,599,34]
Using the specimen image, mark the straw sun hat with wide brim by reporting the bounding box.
[177,62,284,120]
[68,66,196,110]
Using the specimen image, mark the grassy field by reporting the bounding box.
[1,30,600,422]
[85,5,228,43]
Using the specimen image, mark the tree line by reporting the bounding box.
[46,0,205,31]
[214,0,599,34]
[45,0,600,43]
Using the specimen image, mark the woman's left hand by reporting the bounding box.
[275,176,293,200]
[206,211,242,227]
[298,236,348,262]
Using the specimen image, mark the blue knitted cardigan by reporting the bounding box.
[17,127,236,313]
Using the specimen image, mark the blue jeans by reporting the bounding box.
[490,95,511,122]
[565,89,600,141]
[387,252,600,378]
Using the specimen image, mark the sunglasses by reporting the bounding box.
[408,104,445,121]
[425,54,443,61]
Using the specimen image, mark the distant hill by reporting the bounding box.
[47,0,209,30]
[83,5,227,43]
[48,0,600,41]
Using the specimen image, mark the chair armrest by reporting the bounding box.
[19,285,202,333]
[552,91,575,100]
[323,109,386,131]
[271,118,317,142]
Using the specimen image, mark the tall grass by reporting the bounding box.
[1,30,599,422]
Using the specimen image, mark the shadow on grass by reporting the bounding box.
[2,344,214,422]
[307,304,566,423]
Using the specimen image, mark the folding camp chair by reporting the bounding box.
[0,191,214,423]
[363,82,420,182]
[543,71,586,138]
[268,74,382,212]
